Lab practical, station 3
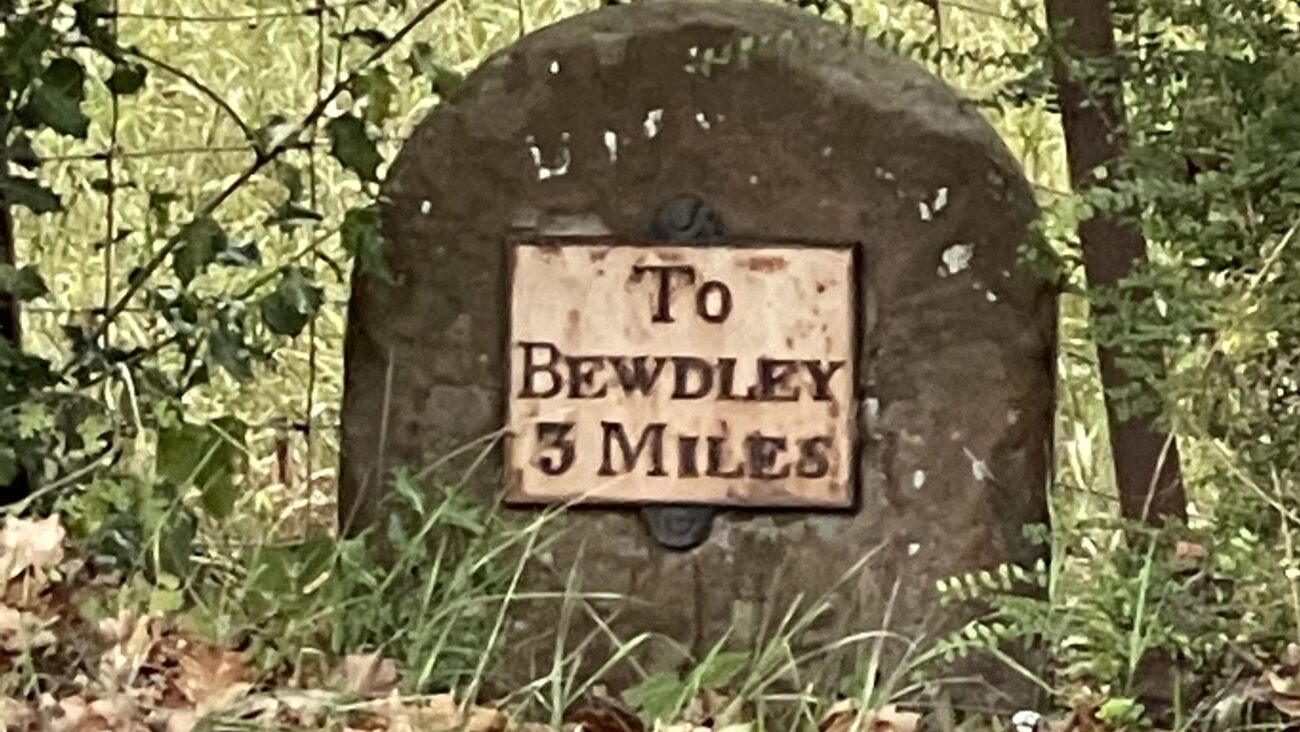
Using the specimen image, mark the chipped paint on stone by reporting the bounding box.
[918,201,933,222]
[527,132,571,180]
[933,186,949,214]
[941,243,973,274]
[603,130,619,163]
[644,108,664,138]
[963,447,994,482]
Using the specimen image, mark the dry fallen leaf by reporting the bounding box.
[340,652,400,697]
[1172,540,1208,572]
[175,642,252,714]
[51,693,145,732]
[1267,671,1300,717]
[818,701,920,732]
[0,515,65,582]
[0,603,57,651]
[365,693,509,732]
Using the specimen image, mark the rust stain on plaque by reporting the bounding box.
[505,240,857,508]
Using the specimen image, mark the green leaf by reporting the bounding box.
[106,62,147,95]
[0,176,61,213]
[259,266,323,337]
[326,114,382,182]
[341,28,390,47]
[173,216,228,284]
[696,651,748,690]
[155,509,196,578]
[208,317,254,381]
[407,42,463,97]
[21,58,90,138]
[0,265,49,302]
[156,417,247,518]
[8,134,40,170]
[0,18,53,90]
[354,68,398,125]
[341,205,391,280]
[623,671,685,724]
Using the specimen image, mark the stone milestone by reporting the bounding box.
[340,0,1057,694]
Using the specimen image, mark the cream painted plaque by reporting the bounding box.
[505,240,857,507]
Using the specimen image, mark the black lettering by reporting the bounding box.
[598,421,668,476]
[706,436,744,478]
[715,358,747,400]
[631,264,696,323]
[695,280,733,323]
[746,433,791,480]
[795,436,833,478]
[753,359,800,401]
[671,357,714,399]
[565,356,608,399]
[804,360,846,402]
[518,341,563,398]
[534,422,576,476]
[609,356,668,396]
[678,436,700,478]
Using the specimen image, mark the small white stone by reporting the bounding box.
[821,145,833,157]
[941,243,973,274]
[907,542,921,557]
[548,60,560,74]
[603,130,618,163]
[918,201,933,221]
[749,174,760,185]
[643,108,663,139]
[985,290,998,302]
[420,199,432,215]
[912,470,926,490]
[933,186,949,213]
[695,111,711,130]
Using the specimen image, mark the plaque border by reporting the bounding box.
[500,236,863,512]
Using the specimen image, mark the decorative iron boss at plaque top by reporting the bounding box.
[503,233,860,520]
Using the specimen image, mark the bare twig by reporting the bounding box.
[75,0,454,357]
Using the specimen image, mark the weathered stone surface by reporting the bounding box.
[341,0,1055,695]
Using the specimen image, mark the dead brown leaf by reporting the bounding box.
[339,652,399,697]
[361,693,509,732]
[50,693,145,732]
[818,701,920,732]
[0,603,56,651]
[175,642,251,712]
[0,516,65,581]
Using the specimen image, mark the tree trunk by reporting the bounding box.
[1045,0,1187,523]
[0,158,32,504]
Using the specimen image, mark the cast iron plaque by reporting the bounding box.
[505,240,857,508]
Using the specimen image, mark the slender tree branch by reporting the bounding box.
[74,0,454,359]
[122,47,256,142]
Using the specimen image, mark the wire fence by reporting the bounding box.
[16,0,1049,534]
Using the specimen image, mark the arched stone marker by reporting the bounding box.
[341,0,1055,690]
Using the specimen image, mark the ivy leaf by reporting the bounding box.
[341,205,391,280]
[0,265,49,302]
[173,216,228,284]
[106,62,147,95]
[326,114,382,182]
[21,58,91,138]
[407,42,463,97]
[8,134,40,170]
[73,0,115,49]
[0,18,53,90]
[354,68,398,125]
[207,318,254,382]
[0,175,61,213]
[156,417,247,518]
[259,266,323,337]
